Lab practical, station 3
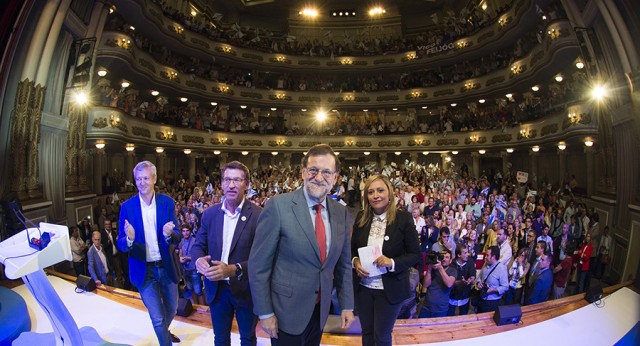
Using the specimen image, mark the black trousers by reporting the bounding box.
[355,286,402,346]
[272,303,322,346]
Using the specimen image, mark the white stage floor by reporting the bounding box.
[12,275,640,345]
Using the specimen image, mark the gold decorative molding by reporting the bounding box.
[299,141,323,147]
[132,126,151,138]
[436,138,459,146]
[379,141,402,147]
[92,117,108,128]
[183,135,204,144]
[492,134,513,143]
[239,140,263,146]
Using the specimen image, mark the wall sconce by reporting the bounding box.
[498,16,508,27]
[394,152,401,156]
[241,151,249,155]
[156,147,164,153]
[168,71,178,80]
[422,151,429,155]
[510,65,523,75]
[456,40,468,49]
[411,91,422,98]
[341,58,353,65]
[346,140,354,146]
[275,139,286,146]
[364,152,370,156]
[110,114,120,126]
[555,74,563,82]
[164,130,175,140]
[557,142,566,150]
[221,46,232,53]
[414,139,423,145]
[406,52,416,60]
[531,85,540,92]
[183,149,192,155]
[151,90,159,96]
[451,151,458,155]
[478,149,486,155]
[97,69,108,77]
[506,148,514,153]
[519,129,532,139]
[463,81,476,91]
[271,151,278,156]
[575,58,585,69]
[547,28,560,40]
[213,150,221,155]
[344,95,354,101]
[95,141,105,149]
[175,26,184,34]
[219,85,230,93]
[568,112,581,124]
[469,135,480,143]
[219,137,228,144]
[584,138,594,147]
[119,37,131,49]
[276,56,287,63]
[125,143,135,152]
[275,93,287,100]
[531,146,540,152]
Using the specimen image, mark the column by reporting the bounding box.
[125,151,135,185]
[441,153,450,171]
[584,146,596,197]
[529,151,539,188]
[251,153,260,170]
[156,152,166,179]
[410,152,418,163]
[187,156,196,180]
[471,153,480,178]
[557,149,567,187]
[65,106,89,194]
[219,152,229,169]
[93,148,105,195]
[501,152,510,176]
[283,153,292,168]
[378,153,387,168]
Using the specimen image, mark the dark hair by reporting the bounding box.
[180,223,192,232]
[222,160,250,182]
[301,144,341,172]
[440,226,450,236]
[487,245,500,260]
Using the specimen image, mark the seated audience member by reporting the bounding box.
[526,254,553,305]
[474,246,509,313]
[419,249,457,318]
[87,231,115,286]
[412,208,426,234]
[432,227,455,254]
[448,247,476,316]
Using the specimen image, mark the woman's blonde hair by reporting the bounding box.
[357,174,397,228]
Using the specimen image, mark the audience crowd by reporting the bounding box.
[71,157,608,317]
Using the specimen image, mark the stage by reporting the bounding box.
[11,275,640,345]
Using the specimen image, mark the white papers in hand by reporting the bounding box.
[358,245,388,277]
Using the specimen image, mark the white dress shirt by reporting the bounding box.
[139,193,161,261]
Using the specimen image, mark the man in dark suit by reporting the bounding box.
[87,230,114,286]
[116,161,182,346]
[249,144,355,345]
[101,218,121,285]
[191,161,262,346]
[526,254,553,305]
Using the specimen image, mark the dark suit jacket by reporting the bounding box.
[190,200,261,306]
[526,267,553,305]
[87,245,113,284]
[249,188,354,335]
[116,193,181,288]
[351,210,421,304]
[420,225,439,253]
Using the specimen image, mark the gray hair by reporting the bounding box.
[133,161,157,178]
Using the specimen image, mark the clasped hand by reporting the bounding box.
[124,220,175,240]
[195,255,235,281]
[354,256,392,278]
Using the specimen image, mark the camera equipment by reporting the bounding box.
[424,250,444,265]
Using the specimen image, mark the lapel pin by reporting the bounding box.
[384,235,389,241]
[241,216,247,222]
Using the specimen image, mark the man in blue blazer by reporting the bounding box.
[191,161,262,346]
[249,144,355,345]
[116,161,182,346]
[87,231,114,286]
[526,253,553,305]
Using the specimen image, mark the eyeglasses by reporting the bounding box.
[305,167,335,179]
[222,177,245,185]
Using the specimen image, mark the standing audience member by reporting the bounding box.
[192,161,262,345]
[526,254,553,305]
[87,231,114,286]
[117,161,182,345]
[419,249,456,318]
[448,246,476,316]
[496,228,512,266]
[352,174,421,345]
[594,226,611,279]
[475,246,509,313]
[249,144,355,345]
[552,244,574,299]
[178,225,205,305]
[575,233,594,294]
[69,226,87,277]
[505,248,529,305]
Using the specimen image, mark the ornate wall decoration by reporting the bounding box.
[408,139,431,146]
[437,138,459,146]
[433,89,455,97]
[239,140,263,146]
[492,134,513,143]
[185,80,206,91]
[242,53,263,61]
[268,140,292,147]
[183,135,204,144]
[379,141,401,147]
[214,46,237,56]
[477,31,495,43]
[114,122,128,133]
[299,141,322,147]
[541,123,558,136]
[190,37,210,49]
[354,96,371,102]
[356,141,372,147]
[299,96,321,102]
[241,91,263,99]
[132,126,151,138]
[156,131,177,141]
[92,117,108,128]
[298,60,320,66]
[210,138,233,145]
[138,58,156,73]
[464,137,486,144]
[486,76,505,87]
[327,141,345,148]
[377,95,399,102]
[374,58,395,65]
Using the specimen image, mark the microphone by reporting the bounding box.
[8,201,50,251]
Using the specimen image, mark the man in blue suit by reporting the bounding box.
[249,144,355,345]
[116,161,182,345]
[191,161,262,346]
[87,231,114,286]
[526,253,553,305]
